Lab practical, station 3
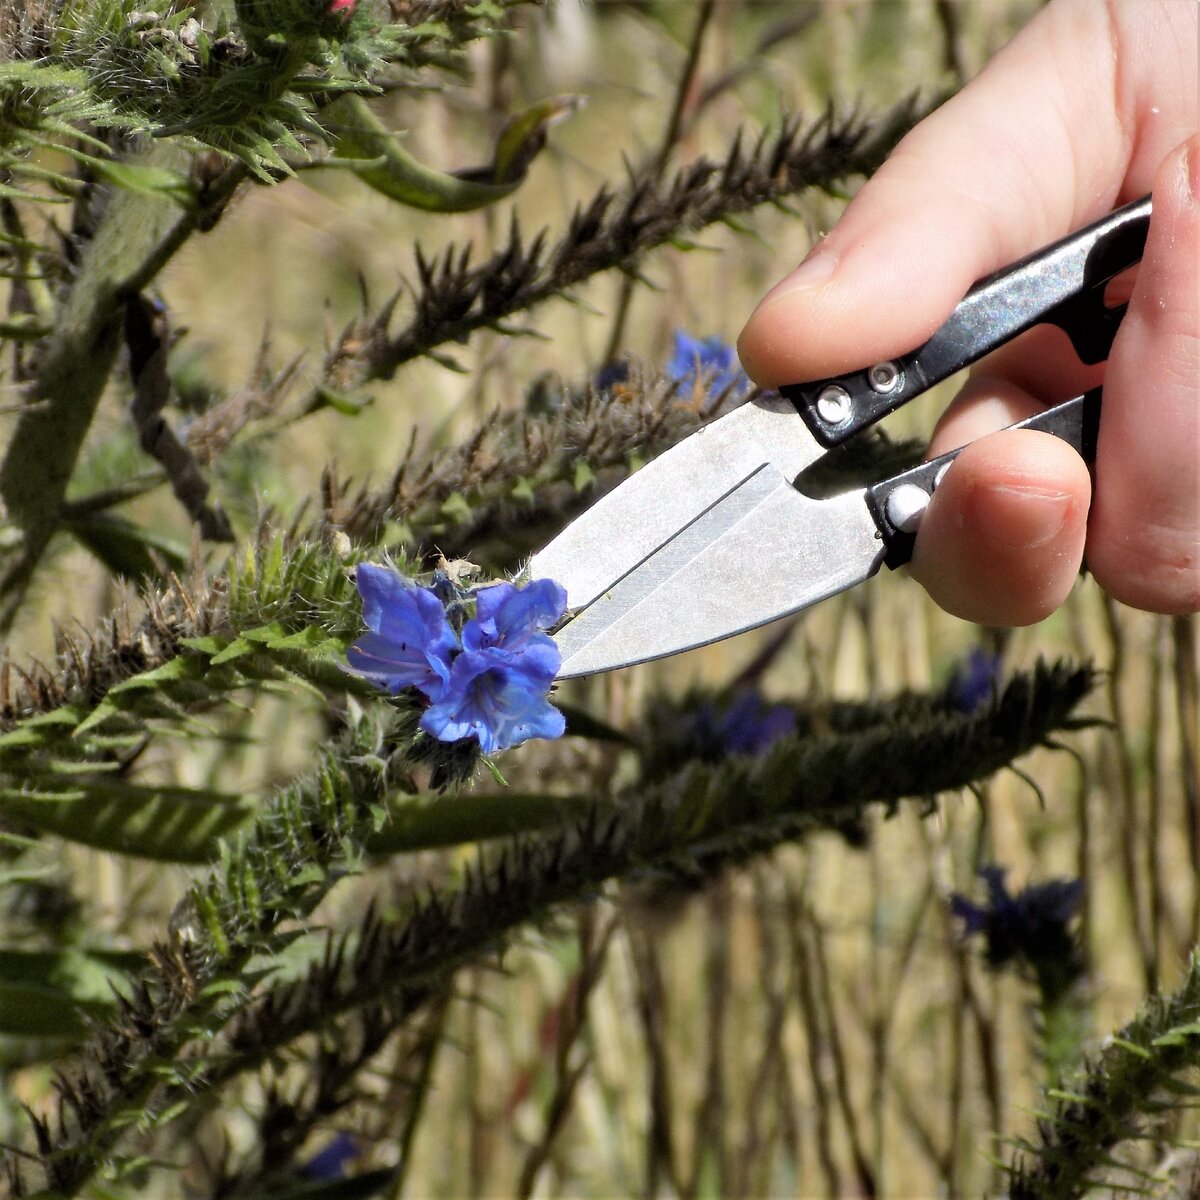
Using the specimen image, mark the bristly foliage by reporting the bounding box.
[3,660,1097,1195]
[316,98,930,394]
[1007,947,1200,1200]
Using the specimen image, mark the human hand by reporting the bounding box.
[738,0,1199,625]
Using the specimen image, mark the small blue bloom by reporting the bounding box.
[303,1132,359,1180]
[593,360,631,392]
[714,693,797,754]
[465,579,566,661]
[422,578,567,754]
[945,647,1001,713]
[422,649,566,754]
[345,566,568,755]
[346,564,457,700]
[951,865,1085,974]
[666,331,749,401]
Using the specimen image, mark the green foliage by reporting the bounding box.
[1009,949,1200,1199]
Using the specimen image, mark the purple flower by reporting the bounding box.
[951,865,1085,989]
[345,567,567,755]
[666,331,750,401]
[715,693,797,754]
[945,647,1001,713]
[346,564,457,700]
[421,580,567,754]
[303,1133,358,1180]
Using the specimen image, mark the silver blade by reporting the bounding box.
[552,468,885,678]
[527,395,823,612]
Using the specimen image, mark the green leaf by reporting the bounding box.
[311,386,373,416]
[2,781,255,862]
[366,790,596,855]
[65,511,189,584]
[318,95,517,213]
[572,460,596,493]
[440,492,473,524]
[0,947,143,1037]
[316,93,579,215]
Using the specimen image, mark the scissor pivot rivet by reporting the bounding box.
[867,361,901,393]
[885,483,931,534]
[816,384,852,426]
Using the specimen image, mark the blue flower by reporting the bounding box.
[302,1132,359,1180]
[945,647,1001,713]
[951,866,1085,991]
[346,563,457,700]
[666,331,750,401]
[714,693,797,754]
[421,579,567,754]
[346,567,567,755]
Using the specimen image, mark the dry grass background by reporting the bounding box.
[4,1,1197,1196]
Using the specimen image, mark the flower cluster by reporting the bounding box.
[951,865,1087,1002]
[346,564,567,755]
[666,330,751,404]
[640,689,797,781]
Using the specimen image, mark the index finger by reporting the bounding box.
[737,0,1195,388]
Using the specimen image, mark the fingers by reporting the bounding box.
[1086,136,1200,614]
[739,0,1130,388]
[911,416,1092,627]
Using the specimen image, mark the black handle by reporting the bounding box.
[782,196,1149,448]
[866,386,1102,569]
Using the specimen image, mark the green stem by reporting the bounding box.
[0,151,244,633]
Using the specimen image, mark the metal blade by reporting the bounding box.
[552,468,884,678]
[527,395,823,612]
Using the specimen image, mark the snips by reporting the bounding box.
[526,196,1152,677]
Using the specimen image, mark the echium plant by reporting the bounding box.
[0,2,1194,1198]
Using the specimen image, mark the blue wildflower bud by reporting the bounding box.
[944,646,1001,713]
[302,1133,359,1180]
[951,865,1087,1001]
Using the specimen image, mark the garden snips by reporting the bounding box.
[527,196,1152,678]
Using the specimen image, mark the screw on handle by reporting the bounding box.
[865,386,1102,569]
[781,195,1149,448]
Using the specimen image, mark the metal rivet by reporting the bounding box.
[816,384,852,426]
[867,360,901,393]
[885,483,931,534]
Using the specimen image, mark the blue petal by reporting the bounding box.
[473,579,566,647]
[348,565,459,698]
[421,648,565,753]
[666,330,749,399]
[346,632,434,690]
[356,564,458,659]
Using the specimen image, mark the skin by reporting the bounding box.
[738,0,1199,625]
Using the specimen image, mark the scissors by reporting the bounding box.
[526,196,1152,678]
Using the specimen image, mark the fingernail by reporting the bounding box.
[1187,135,1200,204]
[758,245,838,307]
[969,481,1073,550]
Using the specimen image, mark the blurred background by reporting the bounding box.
[4,1,1197,1196]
